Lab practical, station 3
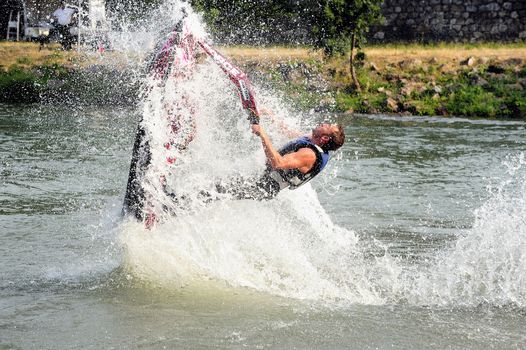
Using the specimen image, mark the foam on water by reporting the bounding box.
[121,189,403,304]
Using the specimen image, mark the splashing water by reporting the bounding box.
[411,153,526,307]
[116,1,526,308]
[115,2,395,304]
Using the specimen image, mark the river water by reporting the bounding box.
[1,103,525,349]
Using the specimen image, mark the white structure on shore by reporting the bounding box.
[85,0,107,29]
[20,0,108,40]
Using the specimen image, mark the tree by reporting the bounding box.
[311,0,384,91]
[190,0,308,44]
[106,0,163,24]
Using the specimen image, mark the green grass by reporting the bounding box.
[1,41,525,118]
[444,86,501,118]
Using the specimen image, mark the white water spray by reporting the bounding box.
[411,153,526,307]
[116,1,395,304]
[116,1,526,308]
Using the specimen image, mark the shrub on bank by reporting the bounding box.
[0,68,40,103]
[258,49,526,119]
[0,63,71,103]
[445,85,500,118]
[0,64,140,105]
[1,42,525,119]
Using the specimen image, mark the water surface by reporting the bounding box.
[1,104,525,349]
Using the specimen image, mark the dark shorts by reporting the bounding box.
[164,174,282,210]
[215,174,281,201]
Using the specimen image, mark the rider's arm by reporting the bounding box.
[259,108,303,139]
[252,124,315,173]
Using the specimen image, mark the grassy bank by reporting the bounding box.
[1,41,525,118]
[0,42,141,104]
[0,42,70,103]
[224,43,526,119]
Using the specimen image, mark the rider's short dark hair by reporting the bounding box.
[323,124,345,152]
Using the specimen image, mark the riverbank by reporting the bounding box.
[1,41,525,118]
[223,44,526,119]
[0,42,141,105]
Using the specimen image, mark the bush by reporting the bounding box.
[336,92,364,112]
[403,97,441,116]
[445,85,500,118]
[0,69,40,103]
[502,92,526,119]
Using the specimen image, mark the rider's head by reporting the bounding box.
[312,123,345,152]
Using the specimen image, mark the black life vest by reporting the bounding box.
[265,136,329,190]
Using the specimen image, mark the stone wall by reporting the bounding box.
[373,0,526,42]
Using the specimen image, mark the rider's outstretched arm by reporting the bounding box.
[251,124,315,172]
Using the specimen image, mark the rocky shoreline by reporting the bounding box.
[230,48,526,119]
[1,43,525,119]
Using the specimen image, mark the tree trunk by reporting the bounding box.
[349,32,361,92]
